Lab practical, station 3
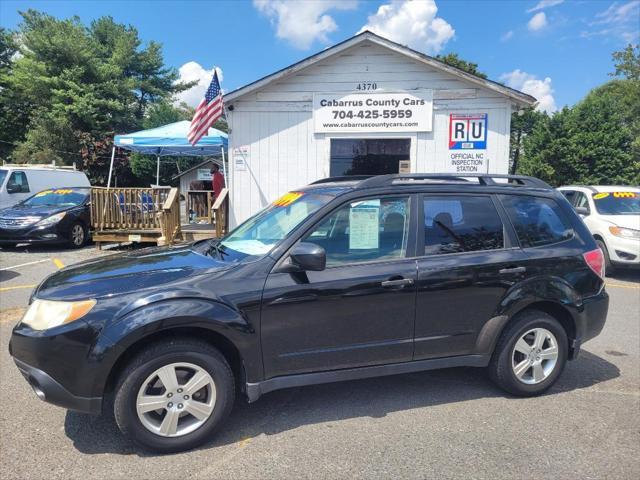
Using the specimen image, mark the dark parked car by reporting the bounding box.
[0,187,91,248]
[9,174,608,452]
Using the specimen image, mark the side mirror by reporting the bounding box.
[6,183,21,194]
[289,242,326,271]
[575,206,590,216]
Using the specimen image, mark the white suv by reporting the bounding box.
[558,186,640,274]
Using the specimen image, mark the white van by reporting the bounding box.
[0,164,91,210]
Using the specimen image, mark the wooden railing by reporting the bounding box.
[157,188,182,245]
[90,187,171,231]
[212,188,229,237]
[187,190,214,223]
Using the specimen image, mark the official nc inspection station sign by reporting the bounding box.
[449,113,488,150]
[313,90,433,133]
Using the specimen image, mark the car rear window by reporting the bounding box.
[499,195,573,248]
[423,195,504,255]
[592,191,640,215]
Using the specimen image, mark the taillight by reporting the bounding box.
[583,248,605,279]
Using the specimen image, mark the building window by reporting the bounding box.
[330,139,410,176]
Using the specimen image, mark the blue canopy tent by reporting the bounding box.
[109,120,229,187]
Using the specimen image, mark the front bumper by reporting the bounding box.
[14,358,102,414]
[9,319,105,415]
[0,223,67,245]
[606,235,640,266]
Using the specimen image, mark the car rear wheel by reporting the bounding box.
[69,222,87,248]
[488,309,567,396]
[114,339,235,453]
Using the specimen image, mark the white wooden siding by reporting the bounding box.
[227,41,515,227]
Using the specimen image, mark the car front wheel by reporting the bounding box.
[489,309,567,396]
[69,222,87,248]
[114,339,235,453]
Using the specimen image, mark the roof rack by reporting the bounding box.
[1,161,78,170]
[358,173,552,189]
[310,175,373,185]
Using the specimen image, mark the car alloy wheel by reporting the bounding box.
[71,223,85,246]
[511,327,559,385]
[135,362,216,437]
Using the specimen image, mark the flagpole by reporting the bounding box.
[107,146,116,188]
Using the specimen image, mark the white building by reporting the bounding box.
[224,31,536,227]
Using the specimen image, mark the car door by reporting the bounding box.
[414,193,522,359]
[261,193,418,378]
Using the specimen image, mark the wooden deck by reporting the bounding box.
[90,187,228,248]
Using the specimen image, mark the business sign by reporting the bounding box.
[449,113,487,150]
[197,168,212,181]
[233,145,249,171]
[313,90,433,133]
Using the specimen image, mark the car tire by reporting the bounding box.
[69,221,87,248]
[595,239,614,276]
[114,338,235,453]
[488,309,567,396]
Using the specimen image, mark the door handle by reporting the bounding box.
[381,278,414,288]
[499,266,526,275]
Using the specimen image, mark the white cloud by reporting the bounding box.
[358,0,455,54]
[174,62,223,107]
[526,0,564,13]
[527,12,548,31]
[582,1,640,43]
[501,30,514,42]
[501,69,557,113]
[253,0,358,50]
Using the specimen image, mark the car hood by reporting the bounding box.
[598,215,640,230]
[35,243,237,301]
[0,203,73,220]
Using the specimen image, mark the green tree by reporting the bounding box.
[1,10,193,186]
[435,53,488,79]
[610,44,639,80]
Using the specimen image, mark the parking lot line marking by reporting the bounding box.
[606,282,640,290]
[52,258,65,269]
[0,284,37,292]
[0,259,49,271]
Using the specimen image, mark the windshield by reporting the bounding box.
[213,191,334,262]
[592,192,640,215]
[0,169,7,188]
[22,188,89,207]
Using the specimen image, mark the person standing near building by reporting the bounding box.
[211,163,225,201]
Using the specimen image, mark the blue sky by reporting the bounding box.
[1,0,638,112]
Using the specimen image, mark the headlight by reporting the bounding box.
[36,212,66,226]
[21,299,96,330]
[609,226,640,240]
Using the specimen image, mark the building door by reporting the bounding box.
[330,139,410,176]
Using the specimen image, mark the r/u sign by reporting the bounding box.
[449,113,488,150]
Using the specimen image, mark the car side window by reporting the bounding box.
[574,192,590,212]
[423,196,504,255]
[302,196,411,266]
[561,190,576,205]
[499,195,573,248]
[7,171,30,193]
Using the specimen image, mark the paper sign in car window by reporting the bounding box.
[53,189,73,195]
[272,192,303,207]
[35,190,53,197]
[613,192,638,198]
[349,205,380,250]
[592,192,609,200]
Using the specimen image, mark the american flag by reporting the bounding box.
[188,71,224,145]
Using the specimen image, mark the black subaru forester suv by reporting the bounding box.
[9,174,609,452]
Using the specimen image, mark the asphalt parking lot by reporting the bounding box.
[0,245,639,479]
